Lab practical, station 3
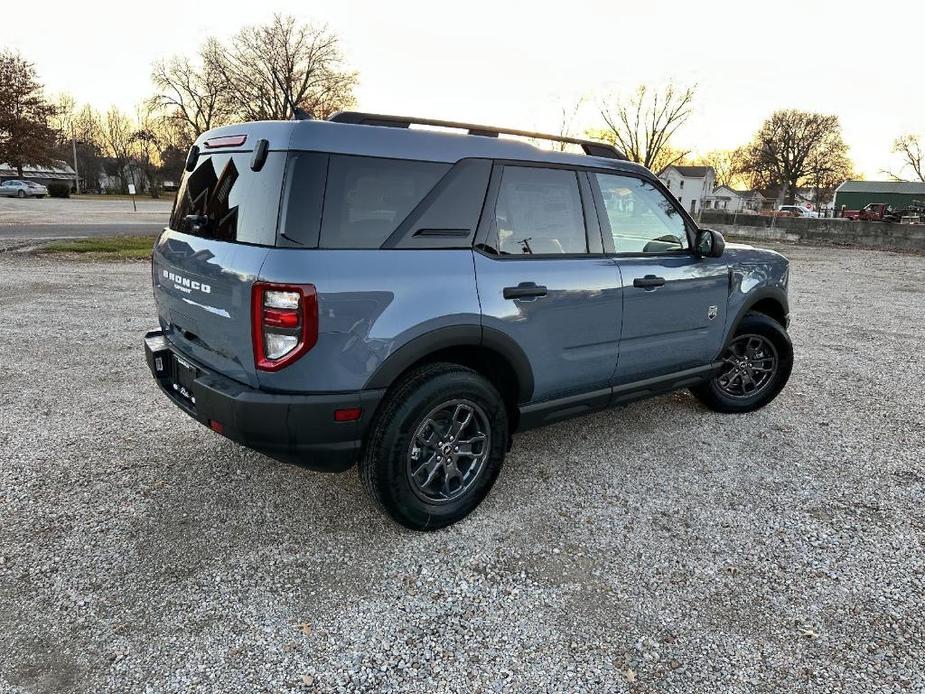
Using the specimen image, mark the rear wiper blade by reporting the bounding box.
[280,231,306,247]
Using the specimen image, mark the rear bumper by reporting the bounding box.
[144,330,384,472]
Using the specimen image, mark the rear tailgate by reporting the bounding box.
[153,134,288,387]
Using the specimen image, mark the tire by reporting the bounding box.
[692,312,793,413]
[359,362,509,530]
[17,190,24,198]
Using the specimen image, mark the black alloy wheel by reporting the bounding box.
[713,333,779,399]
[406,399,491,504]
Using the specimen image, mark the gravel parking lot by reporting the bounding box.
[1,244,923,693]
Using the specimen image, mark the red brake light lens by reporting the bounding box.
[251,283,318,371]
[204,134,247,148]
[263,307,300,329]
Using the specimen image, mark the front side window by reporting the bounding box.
[494,166,586,255]
[595,173,689,254]
[320,156,449,248]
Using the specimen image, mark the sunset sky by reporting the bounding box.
[3,0,922,179]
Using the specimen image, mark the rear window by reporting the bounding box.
[169,151,286,246]
[319,155,450,249]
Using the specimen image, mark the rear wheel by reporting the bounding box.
[17,190,24,198]
[692,312,793,413]
[359,363,508,530]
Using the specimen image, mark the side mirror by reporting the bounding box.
[696,228,725,258]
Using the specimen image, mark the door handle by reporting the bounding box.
[503,282,548,300]
[633,275,666,289]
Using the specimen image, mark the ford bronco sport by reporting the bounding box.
[144,112,793,530]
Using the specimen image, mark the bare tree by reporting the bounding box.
[73,104,102,146]
[49,93,78,141]
[150,53,226,138]
[131,105,166,197]
[550,97,586,151]
[694,149,746,189]
[884,134,924,182]
[205,14,357,121]
[48,93,103,191]
[594,83,695,171]
[0,50,57,177]
[740,110,853,204]
[100,107,135,192]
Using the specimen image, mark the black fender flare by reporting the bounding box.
[363,324,535,403]
[723,287,789,350]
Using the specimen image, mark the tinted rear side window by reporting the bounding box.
[170,151,285,246]
[320,155,450,249]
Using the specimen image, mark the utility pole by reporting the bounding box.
[71,131,80,195]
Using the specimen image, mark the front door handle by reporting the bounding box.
[633,275,666,289]
[503,282,548,300]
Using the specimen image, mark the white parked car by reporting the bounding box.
[778,204,818,218]
[0,180,48,198]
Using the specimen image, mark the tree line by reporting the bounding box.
[2,16,923,201]
[0,14,356,196]
[588,84,925,203]
[587,85,855,205]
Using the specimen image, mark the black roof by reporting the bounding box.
[663,165,713,178]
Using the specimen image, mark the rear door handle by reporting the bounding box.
[503,282,548,300]
[633,275,666,289]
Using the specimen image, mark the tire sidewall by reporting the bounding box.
[370,369,508,530]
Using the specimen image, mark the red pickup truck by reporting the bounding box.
[842,203,894,222]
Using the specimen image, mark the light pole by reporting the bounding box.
[71,128,80,195]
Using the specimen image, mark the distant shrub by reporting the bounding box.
[47,183,70,198]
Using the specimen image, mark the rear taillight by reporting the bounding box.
[251,283,318,371]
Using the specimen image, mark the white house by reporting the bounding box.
[704,186,768,214]
[704,185,744,212]
[658,165,715,215]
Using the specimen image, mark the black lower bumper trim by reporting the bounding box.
[144,330,384,472]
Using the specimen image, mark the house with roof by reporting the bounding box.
[704,186,768,213]
[704,185,743,212]
[658,165,715,215]
[833,180,925,212]
[0,161,77,187]
[740,190,768,212]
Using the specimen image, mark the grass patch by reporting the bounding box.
[40,235,157,260]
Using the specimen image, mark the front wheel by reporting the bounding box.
[692,312,793,413]
[359,363,508,530]
[17,190,25,198]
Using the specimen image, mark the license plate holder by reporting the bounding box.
[171,354,198,406]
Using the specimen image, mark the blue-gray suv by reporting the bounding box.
[144,112,793,529]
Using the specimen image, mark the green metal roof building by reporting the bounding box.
[834,180,925,210]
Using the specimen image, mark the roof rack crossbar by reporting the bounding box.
[327,111,626,160]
